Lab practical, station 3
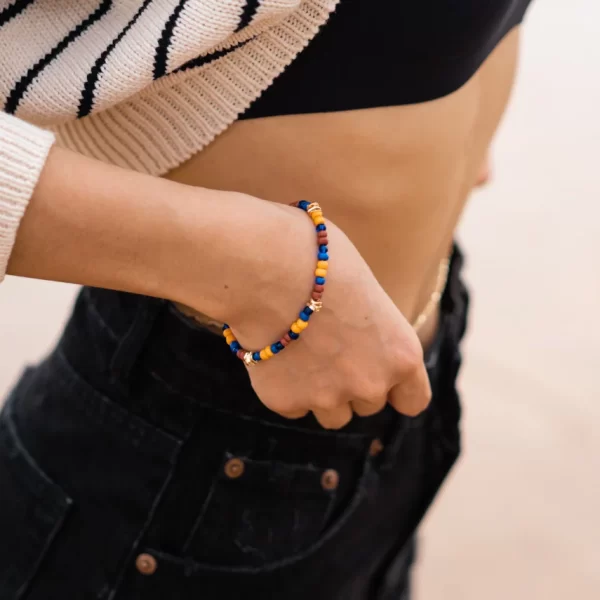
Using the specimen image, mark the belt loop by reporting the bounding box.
[109,295,166,390]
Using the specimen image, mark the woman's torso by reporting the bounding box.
[166,1,526,342]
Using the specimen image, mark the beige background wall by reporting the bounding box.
[1,1,598,598]
[415,1,600,598]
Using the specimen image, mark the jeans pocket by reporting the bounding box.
[114,464,375,600]
[183,452,338,566]
[0,400,71,599]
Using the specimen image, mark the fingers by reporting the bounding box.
[388,358,432,416]
[261,399,309,420]
[351,397,386,417]
[312,405,353,430]
[277,408,310,420]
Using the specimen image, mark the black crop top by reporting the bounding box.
[241,0,534,120]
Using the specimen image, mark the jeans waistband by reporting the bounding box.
[57,246,468,440]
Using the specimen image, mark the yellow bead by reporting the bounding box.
[313,216,325,226]
[310,211,323,220]
[222,328,232,337]
[260,349,269,361]
[225,335,235,345]
[265,347,274,358]
[291,323,301,334]
[317,260,328,269]
[315,268,327,277]
[296,319,309,331]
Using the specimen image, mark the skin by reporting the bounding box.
[8,29,520,429]
[170,28,520,327]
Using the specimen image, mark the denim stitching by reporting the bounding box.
[107,443,182,600]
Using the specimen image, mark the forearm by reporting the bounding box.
[7,145,315,323]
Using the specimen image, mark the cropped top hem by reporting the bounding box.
[240,0,532,120]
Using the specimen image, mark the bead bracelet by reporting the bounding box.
[222,200,328,367]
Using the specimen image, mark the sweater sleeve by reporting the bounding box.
[0,112,55,283]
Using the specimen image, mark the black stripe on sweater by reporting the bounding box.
[236,0,261,32]
[154,0,260,81]
[0,0,35,28]
[173,37,252,75]
[153,0,187,79]
[78,0,154,118]
[5,0,112,115]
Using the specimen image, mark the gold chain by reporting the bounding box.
[412,258,450,333]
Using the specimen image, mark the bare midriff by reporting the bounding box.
[166,28,520,348]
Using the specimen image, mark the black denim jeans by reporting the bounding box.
[0,247,468,600]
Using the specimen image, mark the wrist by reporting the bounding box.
[168,191,316,335]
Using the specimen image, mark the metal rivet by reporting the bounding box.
[135,553,157,576]
[224,457,245,479]
[321,468,340,491]
[369,438,384,457]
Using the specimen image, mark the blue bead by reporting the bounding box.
[316,224,326,232]
[275,342,284,351]
[299,311,309,322]
[318,253,329,261]
[222,323,230,331]
[271,344,280,354]
[289,331,300,340]
[319,245,328,253]
[315,276,326,285]
[252,352,261,362]
[303,306,313,316]
[298,200,310,210]
[230,341,241,352]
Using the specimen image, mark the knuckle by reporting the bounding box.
[394,343,424,378]
[405,387,433,417]
[357,392,387,412]
[313,394,342,411]
[402,401,427,417]
[351,376,387,402]
[405,349,424,375]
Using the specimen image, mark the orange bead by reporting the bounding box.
[260,349,269,361]
[291,323,301,334]
[313,216,325,226]
[222,328,232,337]
[225,335,235,345]
[317,260,328,269]
[315,268,327,278]
[265,346,274,358]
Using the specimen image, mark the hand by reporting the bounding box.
[229,207,432,429]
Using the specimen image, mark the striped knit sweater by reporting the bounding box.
[0,0,338,281]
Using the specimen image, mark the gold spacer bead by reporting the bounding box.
[243,352,257,367]
[307,299,323,313]
[307,203,322,214]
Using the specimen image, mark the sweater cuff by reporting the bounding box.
[0,113,55,282]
